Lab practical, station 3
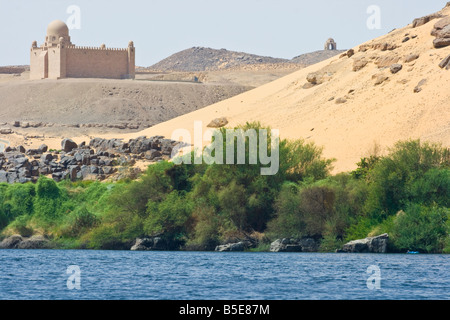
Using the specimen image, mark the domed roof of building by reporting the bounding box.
[47,20,69,37]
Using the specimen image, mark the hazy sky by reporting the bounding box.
[0,0,445,66]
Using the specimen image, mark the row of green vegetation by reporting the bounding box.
[0,123,449,253]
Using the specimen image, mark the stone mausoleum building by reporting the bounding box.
[30,20,135,80]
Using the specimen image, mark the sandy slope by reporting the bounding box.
[108,6,450,173]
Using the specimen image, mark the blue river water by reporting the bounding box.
[0,250,448,300]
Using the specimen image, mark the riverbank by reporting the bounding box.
[0,126,448,254]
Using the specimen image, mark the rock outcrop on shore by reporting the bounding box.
[130,237,169,251]
[270,238,320,252]
[338,234,389,253]
[0,235,52,249]
[0,136,180,184]
[215,242,246,252]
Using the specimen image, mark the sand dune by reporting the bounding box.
[106,6,450,173]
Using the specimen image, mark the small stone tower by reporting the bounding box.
[324,38,337,50]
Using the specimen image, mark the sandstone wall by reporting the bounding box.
[30,50,48,79]
[48,47,64,79]
[65,47,130,79]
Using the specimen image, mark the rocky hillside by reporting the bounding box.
[127,3,450,173]
[0,66,30,74]
[149,47,294,71]
[0,79,251,134]
[291,50,347,65]
[148,47,349,72]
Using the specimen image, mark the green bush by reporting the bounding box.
[186,205,221,251]
[87,224,130,250]
[391,204,448,253]
[9,214,33,237]
[144,190,193,241]
[0,130,447,253]
[365,140,449,219]
[60,206,100,238]
[3,183,36,218]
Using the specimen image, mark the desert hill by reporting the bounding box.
[147,46,347,73]
[113,4,450,173]
[291,50,347,65]
[0,78,251,134]
[148,47,293,72]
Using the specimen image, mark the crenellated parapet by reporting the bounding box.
[30,20,135,80]
[66,45,128,52]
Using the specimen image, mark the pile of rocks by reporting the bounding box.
[432,16,450,49]
[0,234,52,249]
[412,13,443,28]
[269,238,319,252]
[338,234,389,253]
[130,237,168,251]
[0,136,180,184]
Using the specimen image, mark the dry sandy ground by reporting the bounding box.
[0,65,301,152]
[99,6,450,173]
[137,63,303,88]
[2,7,449,174]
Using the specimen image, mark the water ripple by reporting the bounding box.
[0,250,448,300]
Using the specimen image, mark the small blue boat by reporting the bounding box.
[407,251,420,254]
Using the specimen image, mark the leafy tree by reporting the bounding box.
[365,140,449,219]
[391,204,448,253]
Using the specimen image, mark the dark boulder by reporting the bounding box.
[0,235,24,249]
[439,54,450,69]
[130,237,169,251]
[215,242,246,252]
[339,234,389,253]
[61,139,78,153]
[270,238,319,252]
[433,37,450,48]
[16,235,52,249]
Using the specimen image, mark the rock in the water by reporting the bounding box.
[130,237,168,251]
[270,238,319,253]
[340,234,389,253]
[61,139,78,152]
[16,235,51,249]
[215,242,245,252]
[131,238,154,251]
[0,235,24,249]
[297,238,320,252]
